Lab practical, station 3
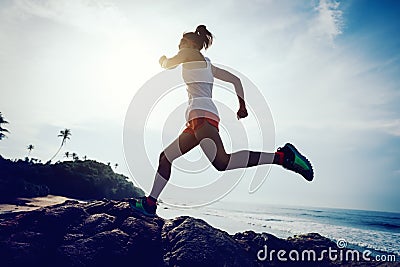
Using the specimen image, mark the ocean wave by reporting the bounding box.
[366,222,400,230]
[161,203,400,256]
[196,205,400,256]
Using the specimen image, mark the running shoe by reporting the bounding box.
[128,196,157,217]
[277,143,314,181]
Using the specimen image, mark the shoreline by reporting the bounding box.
[1,198,397,266]
[1,195,398,259]
[158,202,400,258]
[0,195,75,214]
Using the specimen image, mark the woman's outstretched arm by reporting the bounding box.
[212,65,248,119]
[159,49,189,69]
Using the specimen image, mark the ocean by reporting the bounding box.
[158,201,400,258]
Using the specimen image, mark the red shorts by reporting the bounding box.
[183,117,219,135]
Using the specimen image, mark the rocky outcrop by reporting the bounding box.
[0,199,397,267]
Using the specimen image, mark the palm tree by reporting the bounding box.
[0,112,9,140]
[72,152,78,161]
[27,144,34,156]
[83,155,87,161]
[49,128,71,162]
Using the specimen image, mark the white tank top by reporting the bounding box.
[182,57,219,122]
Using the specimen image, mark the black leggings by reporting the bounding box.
[157,120,276,180]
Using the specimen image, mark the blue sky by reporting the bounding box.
[0,0,399,212]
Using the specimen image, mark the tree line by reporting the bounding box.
[0,112,144,202]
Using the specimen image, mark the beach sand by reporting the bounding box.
[0,195,72,214]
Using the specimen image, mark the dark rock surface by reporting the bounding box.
[0,200,398,267]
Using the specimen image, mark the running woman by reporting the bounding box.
[130,25,313,216]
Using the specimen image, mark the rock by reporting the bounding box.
[233,230,292,257]
[58,229,131,267]
[162,216,254,266]
[0,199,397,267]
[120,216,164,266]
[79,213,116,235]
[84,199,115,215]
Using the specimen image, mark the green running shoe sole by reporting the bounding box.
[129,199,156,217]
[278,143,314,181]
[282,143,314,181]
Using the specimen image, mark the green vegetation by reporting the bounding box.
[0,155,145,203]
[0,112,9,140]
[0,113,144,203]
[27,144,34,157]
[49,128,71,162]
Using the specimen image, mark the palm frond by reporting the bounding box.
[0,112,9,124]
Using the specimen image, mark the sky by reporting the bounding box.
[0,0,399,213]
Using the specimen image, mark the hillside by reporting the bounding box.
[0,155,144,202]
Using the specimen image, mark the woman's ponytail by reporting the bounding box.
[195,25,213,50]
[183,25,213,50]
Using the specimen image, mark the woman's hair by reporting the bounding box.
[183,25,213,50]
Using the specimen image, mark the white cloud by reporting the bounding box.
[13,0,129,36]
[370,119,400,136]
[312,0,343,44]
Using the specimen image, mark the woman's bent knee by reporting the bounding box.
[159,152,172,166]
